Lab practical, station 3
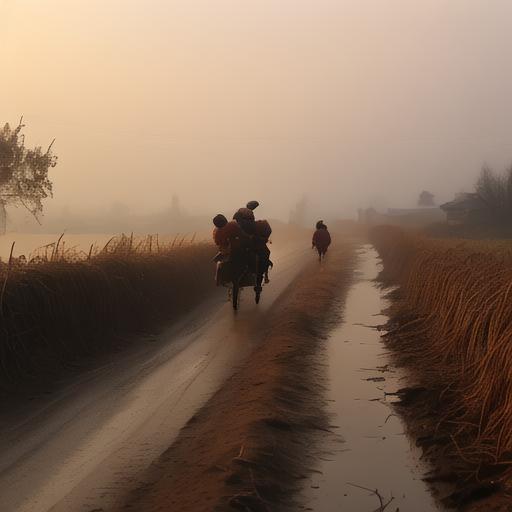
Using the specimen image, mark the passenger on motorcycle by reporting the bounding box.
[254,218,272,283]
[213,214,243,256]
[212,214,246,284]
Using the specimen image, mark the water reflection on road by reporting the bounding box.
[303,245,442,512]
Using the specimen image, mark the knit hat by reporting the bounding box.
[213,214,228,228]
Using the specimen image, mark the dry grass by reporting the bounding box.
[0,233,215,392]
[369,225,512,499]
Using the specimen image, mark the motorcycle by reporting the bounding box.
[216,247,270,310]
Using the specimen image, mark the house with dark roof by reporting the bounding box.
[440,193,487,225]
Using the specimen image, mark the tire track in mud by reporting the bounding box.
[116,244,356,512]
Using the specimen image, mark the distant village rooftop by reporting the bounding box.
[440,193,487,225]
[440,193,486,212]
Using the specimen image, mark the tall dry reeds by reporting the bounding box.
[370,225,512,474]
[0,234,215,392]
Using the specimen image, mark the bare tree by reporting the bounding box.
[475,165,512,224]
[0,119,57,233]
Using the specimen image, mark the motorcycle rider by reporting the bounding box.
[233,200,273,286]
[233,200,259,235]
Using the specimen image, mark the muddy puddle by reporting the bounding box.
[302,245,443,512]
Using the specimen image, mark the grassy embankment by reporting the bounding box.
[118,244,355,512]
[0,234,215,395]
[370,225,512,510]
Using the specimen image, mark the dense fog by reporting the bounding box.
[2,0,512,231]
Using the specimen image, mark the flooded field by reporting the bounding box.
[303,246,443,512]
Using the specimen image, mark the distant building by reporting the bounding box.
[440,193,487,225]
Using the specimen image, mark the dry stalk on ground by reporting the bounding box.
[347,482,395,511]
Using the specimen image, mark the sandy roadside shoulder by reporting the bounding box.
[116,243,355,512]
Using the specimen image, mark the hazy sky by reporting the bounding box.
[2,0,512,222]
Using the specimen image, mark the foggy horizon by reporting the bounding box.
[3,0,512,227]
[3,3,512,511]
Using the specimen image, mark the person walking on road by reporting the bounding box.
[312,220,331,261]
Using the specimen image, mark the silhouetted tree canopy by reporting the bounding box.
[418,190,435,206]
[475,165,512,223]
[0,120,57,221]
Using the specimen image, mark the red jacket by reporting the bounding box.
[213,221,243,254]
[312,228,331,250]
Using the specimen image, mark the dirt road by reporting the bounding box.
[0,242,312,512]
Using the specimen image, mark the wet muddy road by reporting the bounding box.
[303,246,443,512]
[0,243,312,512]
